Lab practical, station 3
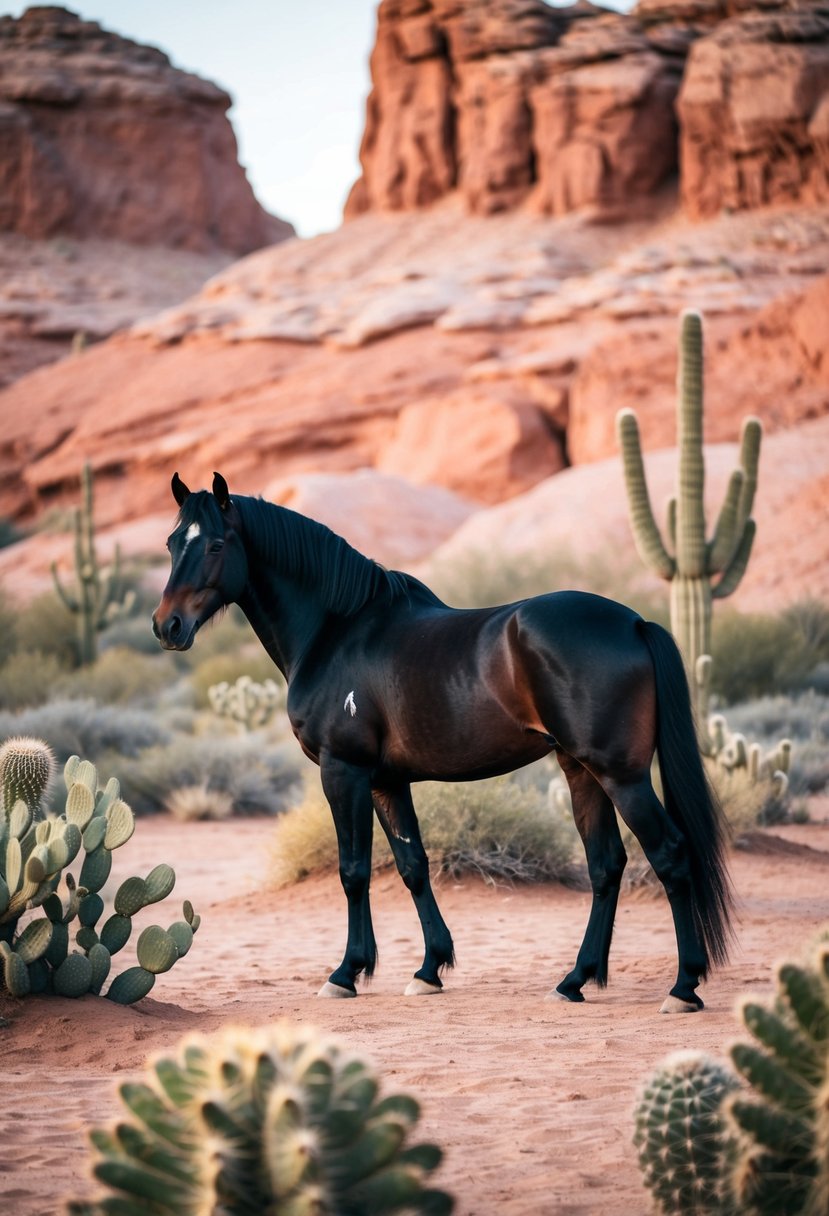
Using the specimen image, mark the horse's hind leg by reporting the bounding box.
[553,755,627,1003]
[601,772,708,1012]
[373,784,455,996]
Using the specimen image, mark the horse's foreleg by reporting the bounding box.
[553,756,626,1003]
[603,773,708,1012]
[318,755,376,997]
[373,785,454,995]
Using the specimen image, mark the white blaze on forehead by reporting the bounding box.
[183,523,201,549]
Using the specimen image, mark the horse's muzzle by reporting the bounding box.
[152,608,198,651]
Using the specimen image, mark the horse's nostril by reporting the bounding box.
[168,614,182,640]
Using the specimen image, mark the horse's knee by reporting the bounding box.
[339,858,371,898]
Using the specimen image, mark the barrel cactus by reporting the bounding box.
[68,1022,454,1215]
[0,745,198,1003]
[0,735,55,815]
[725,941,829,1216]
[633,1049,740,1215]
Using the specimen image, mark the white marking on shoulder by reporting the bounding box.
[344,690,357,717]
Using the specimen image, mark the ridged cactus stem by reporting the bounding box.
[617,309,763,727]
[51,463,133,666]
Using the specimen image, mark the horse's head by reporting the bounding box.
[152,472,249,651]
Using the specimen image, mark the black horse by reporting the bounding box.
[153,473,732,1011]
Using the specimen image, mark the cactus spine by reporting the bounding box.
[725,941,829,1216]
[617,310,762,729]
[68,1023,454,1215]
[0,735,55,816]
[0,744,198,1002]
[51,462,135,665]
[633,1050,740,1215]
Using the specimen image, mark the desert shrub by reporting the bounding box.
[705,760,786,834]
[190,650,284,710]
[0,699,169,768]
[98,612,162,655]
[113,734,305,816]
[427,544,668,623]
[723,690,829,798]
[0,589,18,666]
[165,782,234,822]
[54,646,170,706]
[13,590,81,668]
[270,773,578,889]
[0,650,65,711]
[710,602,829,704]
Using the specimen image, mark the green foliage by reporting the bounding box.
[54,648,170,707]
[51,463,136,666]
[617,310,762,725]
[12,590,80,669]
[270,773,578,889]
[710,603,829,705]
[68,1022,453,1216]
[0,650,66,712]
[633,1050,740,1215]
[0,746,198,1003]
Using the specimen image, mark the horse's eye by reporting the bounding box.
[208,540,224,555]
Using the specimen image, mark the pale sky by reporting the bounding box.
[4,1,630,238]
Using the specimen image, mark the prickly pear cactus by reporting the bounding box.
[0,747,198,1003]
[633,1049,740,1215]
[0,735,55,815]
[725,941,829,1216]
[68,1023,454,1215]
[208,673,283,731]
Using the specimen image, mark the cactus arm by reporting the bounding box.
[707,469,745,574]
[736,416,762,528]
[676,310,707,577]
[616,409,676,580]
[666,495,677,551]
[712,519,756,600]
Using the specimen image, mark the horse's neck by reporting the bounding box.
[238,568,327,681]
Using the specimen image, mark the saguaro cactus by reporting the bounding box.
[68,1023,454,1215]
[617,310,762,724]
[51,462,135,665]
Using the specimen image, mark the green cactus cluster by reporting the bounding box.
[51,462,136,665]
[68,1022,454,1216]
[208,673,283,731]
[633,934,829,1216]
[0,738,198,1003]
[634,1050,740,1215]
[617,310,762,729]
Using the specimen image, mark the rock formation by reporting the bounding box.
[0,6,293,253]
[347,0,829,223]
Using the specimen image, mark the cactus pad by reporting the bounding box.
[106,966,156,1005]
[136,926,178,975]
[54,952,94,998]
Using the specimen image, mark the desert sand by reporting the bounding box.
[2,812,829,1216]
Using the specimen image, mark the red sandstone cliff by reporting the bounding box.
[0,6,294,253]
[346,0,829,222]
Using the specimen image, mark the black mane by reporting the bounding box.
[233,494,434,616]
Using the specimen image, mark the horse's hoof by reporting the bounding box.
[318,981,357,999]
[404,977,443,997]
[659,994,702,1014]
[546,986,584,1003]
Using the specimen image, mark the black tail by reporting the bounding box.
[638,620,734,971]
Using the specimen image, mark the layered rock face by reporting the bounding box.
[347,0,829,222]
[0,6,293,252]
[678,5,829,215]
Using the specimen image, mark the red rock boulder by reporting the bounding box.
[0,6,292,252]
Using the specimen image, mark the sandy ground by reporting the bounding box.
[2,815,829,1215]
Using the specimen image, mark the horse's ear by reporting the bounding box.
[171,472,190,506]
[213,472,230,511]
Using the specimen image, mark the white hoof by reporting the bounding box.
[660,994,700,1014]
[545,988,573,1002]
[404,977,443,997]
[317,981,357,999]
